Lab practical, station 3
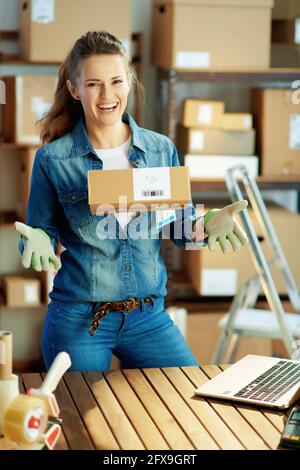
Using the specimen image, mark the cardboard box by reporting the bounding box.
[272,0,300,19]
[2,76,57,144]
[251,88,300,176]
[19,0,131,62]
[37,268,58,304]
[187,313,272,364]
[184,155,259,178]
[152,0,273,70]
[182,99,225,128]
[18,148,35,220]
[88,167,191,214]
[272,19,300,44]
[221,113,253,131]
[184,203,300,296]
[177,127,255,155]
[3,276,41,307]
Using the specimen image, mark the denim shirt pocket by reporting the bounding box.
[58,190,93,228]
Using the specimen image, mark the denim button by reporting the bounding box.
[125,266,131,272]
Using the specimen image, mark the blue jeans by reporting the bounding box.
[41,297,199,371]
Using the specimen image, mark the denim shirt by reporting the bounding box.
[20,113,205,302]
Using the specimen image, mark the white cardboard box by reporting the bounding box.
[184,155,259,178]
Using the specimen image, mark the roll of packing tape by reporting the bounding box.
[0,374,19,434]
[3,395,48,446]
[0,331,13,380]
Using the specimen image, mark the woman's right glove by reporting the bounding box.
[15,221,61,272]
[204,200,249,253]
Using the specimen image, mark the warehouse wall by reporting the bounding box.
[0,0,157,130]
[0,0,297,211]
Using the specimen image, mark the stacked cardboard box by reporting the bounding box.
[186,312,273,364]
[17,148,65,259]
[251,88,300,176]
[2,76,57,144]
[37,269,60,304]
[271,0,300,66]
[19,0,131,62]
[184,202,300,296]
[18,148,35,220]
[177,99,258,178]
[272,0,300,19]
[152,0,273,70]
[3,276,41,307]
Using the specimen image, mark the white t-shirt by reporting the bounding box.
[95,136,135,230]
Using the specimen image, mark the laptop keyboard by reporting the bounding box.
[234,360,300,403]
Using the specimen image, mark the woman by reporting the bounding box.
[15,31,248,371]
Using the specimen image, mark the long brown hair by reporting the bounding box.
[39,31,140,144]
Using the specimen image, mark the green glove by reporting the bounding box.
[15,221,61,272]
[204,200,249,253]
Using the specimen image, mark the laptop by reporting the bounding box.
[195,355,300,409]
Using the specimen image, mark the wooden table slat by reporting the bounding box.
[21,373,69,450]
[162,367,244,450]
[143,368,219,450]
[64,373,120,450]
[182,366,269,450]
[123,369,195,450]
[227,402,282,450]
[104,370,170,450]
[41,373,94,450]
[84,372,145,450]
[10,366,292,451]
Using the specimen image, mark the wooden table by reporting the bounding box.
[7,365,294,450]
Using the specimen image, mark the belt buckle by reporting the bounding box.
[123,297,139,312]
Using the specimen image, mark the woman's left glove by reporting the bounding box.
[204,200,249,253]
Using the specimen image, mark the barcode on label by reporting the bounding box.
[142,190,164,197]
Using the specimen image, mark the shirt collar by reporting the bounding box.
[70,112,147,157]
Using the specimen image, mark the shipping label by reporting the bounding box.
[156,209,177,230]
[197,104,212,124]
[132,167,171,201]
[176,51,210,68]
[24,284,38,303]
[295,19,300,45]
[289,114,300,149]
[190,130,204,152]
[201,269,237,296]
[32,0,55,23]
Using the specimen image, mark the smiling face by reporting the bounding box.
[67,54,131,130]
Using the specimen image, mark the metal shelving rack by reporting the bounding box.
[156,67,300,304]
[158,67,300,141]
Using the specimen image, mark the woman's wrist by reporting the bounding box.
[191,218,208,241]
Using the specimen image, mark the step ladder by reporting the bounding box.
[213,165,300,364]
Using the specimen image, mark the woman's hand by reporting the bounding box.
[203,200,249,253]
[15,221,62,271]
